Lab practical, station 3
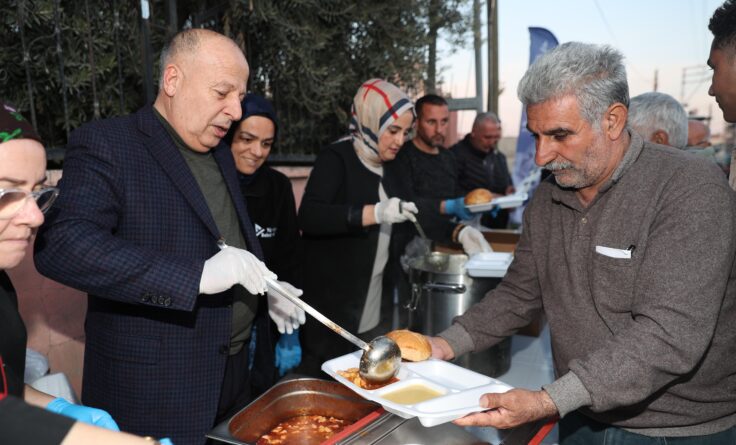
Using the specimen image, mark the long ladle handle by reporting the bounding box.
[265,277,369,351]
[412,217,428,240]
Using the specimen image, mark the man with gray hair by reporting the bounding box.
[688,119,712,147]
[428,41,736,444]
[628,92,688,149]
[450,112,515,228]
[686,119,721,165]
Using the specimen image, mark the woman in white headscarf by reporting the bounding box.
[297,80,488,374]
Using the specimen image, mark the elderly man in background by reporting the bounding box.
[686,119,720,165]
[688,119,712,147]
[708,0,736,189]
[451,112,514,228]
[627,91,688,149]
[430,42,736,444]
[34,29,304,445]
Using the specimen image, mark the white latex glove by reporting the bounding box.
[199,245,277,295]
[458,226,493,255]
[374,197,419,224]
[267,281,307,334]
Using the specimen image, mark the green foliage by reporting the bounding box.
[1,0,470,158]
[1,0,144,152]
[232,0,436,154]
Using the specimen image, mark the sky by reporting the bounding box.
[438,0,725,138]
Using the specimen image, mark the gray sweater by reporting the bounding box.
[440,132,736,436]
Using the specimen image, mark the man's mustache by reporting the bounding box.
[544,160,574,171]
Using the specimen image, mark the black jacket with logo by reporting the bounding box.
[239,166,302,287]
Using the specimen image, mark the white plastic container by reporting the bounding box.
[322,351,513,427]
[464,252,513,278]
[467,192,528,213]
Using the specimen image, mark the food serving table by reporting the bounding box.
[207,378,554,445]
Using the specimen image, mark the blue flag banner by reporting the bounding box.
[510,27,559,225]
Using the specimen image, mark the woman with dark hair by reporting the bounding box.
[226,94,305,389]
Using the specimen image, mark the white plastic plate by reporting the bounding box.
[322,351,513,427]
[466,192,529,213]
[465,252,513,278]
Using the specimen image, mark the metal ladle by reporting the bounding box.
[409,214,428,240]
[265,277,402,383]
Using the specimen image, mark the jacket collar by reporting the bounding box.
[135,106,257,248]
[137,106,220,238]
[213,140,264,259]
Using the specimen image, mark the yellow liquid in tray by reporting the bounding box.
[381,384,444,405]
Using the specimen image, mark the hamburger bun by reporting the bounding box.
[464,188,494,205]
[385,329,431,362]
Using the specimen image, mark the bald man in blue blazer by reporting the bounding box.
[34,29,305,445]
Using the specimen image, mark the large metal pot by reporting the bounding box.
[406,252,511,377]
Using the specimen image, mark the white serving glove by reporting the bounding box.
[267,281,307,334]
[199,245,277,295]
[374,197,418,224]
[458,226,493,255]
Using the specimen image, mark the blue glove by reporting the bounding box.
[159,439,174,445]
[46,397,120,431]
[488,205,501,218]
[275,330,302,376]
[444,197,474,221]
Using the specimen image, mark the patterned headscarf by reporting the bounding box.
[349,79,413,169]
[0,102,41,144]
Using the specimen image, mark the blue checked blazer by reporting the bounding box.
[34,105,268,445]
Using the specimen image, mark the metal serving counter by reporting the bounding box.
[335,410,553,445]
[207,378,553,445]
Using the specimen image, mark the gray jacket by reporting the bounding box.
[441,133,736,436]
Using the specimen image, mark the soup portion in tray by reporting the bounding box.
[323,352,514,427]
[380,383,444,405]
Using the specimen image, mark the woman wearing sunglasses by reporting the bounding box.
[0,102,172,444]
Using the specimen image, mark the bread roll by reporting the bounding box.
[385,329,431,362]
[464,188,494,205]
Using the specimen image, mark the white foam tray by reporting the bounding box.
[467,192,528,213]
[322,351,512,427]
[465,252,513,278]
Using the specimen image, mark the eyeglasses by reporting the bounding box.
[0,187,59,220]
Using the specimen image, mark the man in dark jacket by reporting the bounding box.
[34,29,304,445]
[395,94,466,239]
[450,112,514,228]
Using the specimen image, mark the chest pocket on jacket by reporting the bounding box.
[590,253,636,320]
